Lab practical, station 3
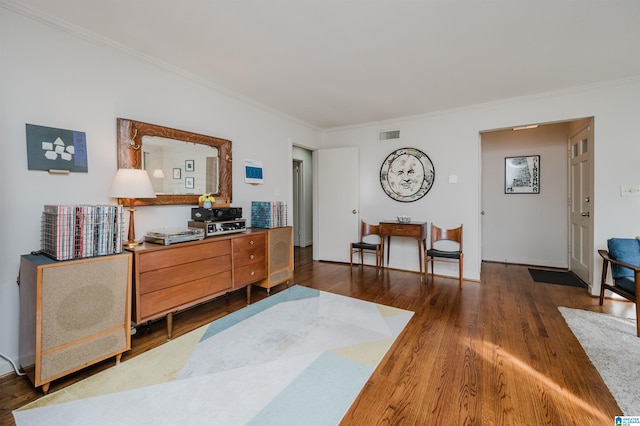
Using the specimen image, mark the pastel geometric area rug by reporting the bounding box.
[558,307,640,415]
[14,285,413,425]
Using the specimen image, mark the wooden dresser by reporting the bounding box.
[127,229,267,338]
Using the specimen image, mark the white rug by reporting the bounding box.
[558,307,640,415]
[14,285,413,425]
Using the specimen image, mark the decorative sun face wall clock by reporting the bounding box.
[380,147,435,202]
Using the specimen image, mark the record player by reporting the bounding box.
[144,227,205,245]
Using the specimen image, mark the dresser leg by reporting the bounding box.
[166,312,173,340]
[246,284,252,304]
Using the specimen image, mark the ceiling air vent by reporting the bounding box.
[379,130,400,140]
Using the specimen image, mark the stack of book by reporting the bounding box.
[251,201,288,229]
[40,204,123,261]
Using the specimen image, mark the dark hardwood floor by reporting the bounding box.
[1,246,632,425]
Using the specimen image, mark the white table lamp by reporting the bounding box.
[109,168,157,246]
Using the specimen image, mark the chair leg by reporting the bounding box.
[636,297,640,338]
[350,245,353,268]
[458,256,464,288]
[423,253,427,283]
[429,257,434,283]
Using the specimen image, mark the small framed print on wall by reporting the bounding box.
[185,177,194,189]
[505,155,540,194]
[173,168,181,179]
[185,160,194,172]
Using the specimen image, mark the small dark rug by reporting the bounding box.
[528,268,587,288]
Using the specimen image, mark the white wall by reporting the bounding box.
[481,123,569,267]
[0,9,320,376]
[321,79,640,288]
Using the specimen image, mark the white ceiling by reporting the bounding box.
[5,0,640,129]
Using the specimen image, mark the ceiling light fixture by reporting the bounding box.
[512,124,539,131]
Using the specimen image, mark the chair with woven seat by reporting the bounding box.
[350,220,383,273]
[425,224,463,287]
[598,237,640,337]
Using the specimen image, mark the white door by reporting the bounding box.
[317,147,359,262]
[569,123,593,283]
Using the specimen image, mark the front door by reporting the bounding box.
[569,122,593,284]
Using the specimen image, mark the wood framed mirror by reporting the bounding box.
[116,118,232,206]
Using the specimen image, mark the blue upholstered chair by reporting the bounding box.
[598,238,640,337]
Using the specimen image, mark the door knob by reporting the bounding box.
[581,212,590,217]
[352,210,357,214]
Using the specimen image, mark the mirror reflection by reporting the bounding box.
[116,118,232,206]
[143,136,219,195]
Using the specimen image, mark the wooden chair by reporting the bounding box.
[425,224,463,287]
[350,221,383,273]
[598,238,640,337]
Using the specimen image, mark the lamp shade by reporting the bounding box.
[109,168,157,199]
[152,168,165,179]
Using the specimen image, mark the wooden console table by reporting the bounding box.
[379,221,428,279]
[126,229,267,339]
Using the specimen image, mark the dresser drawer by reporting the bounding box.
[137,240,231,273]
[233,246,266,267]
[233,233,266,253]
[234,262,266,287]
[379,223,425,238]
[139,270,232,320]
[138,255,232,295]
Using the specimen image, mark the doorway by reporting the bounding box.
[293,159,303,247]
[292,146,314,249]
[480,118,594,285]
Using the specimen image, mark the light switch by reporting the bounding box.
[448,175,458,184]
[620,185,640,197]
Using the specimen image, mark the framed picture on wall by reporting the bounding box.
[185,160,194,172]
[185,177,194,189]
[173,168,181,179]
[505,155,540,194]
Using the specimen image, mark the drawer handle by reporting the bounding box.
[249,254,255,260]
[250,271,255,276]
[249,240,255,245]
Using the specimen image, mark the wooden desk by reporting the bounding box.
[379,221,428,279]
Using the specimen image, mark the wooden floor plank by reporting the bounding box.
[0,251,628,425]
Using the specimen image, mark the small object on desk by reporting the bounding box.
[397,215,411,224]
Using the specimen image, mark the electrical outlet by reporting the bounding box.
[620,185,640,197]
